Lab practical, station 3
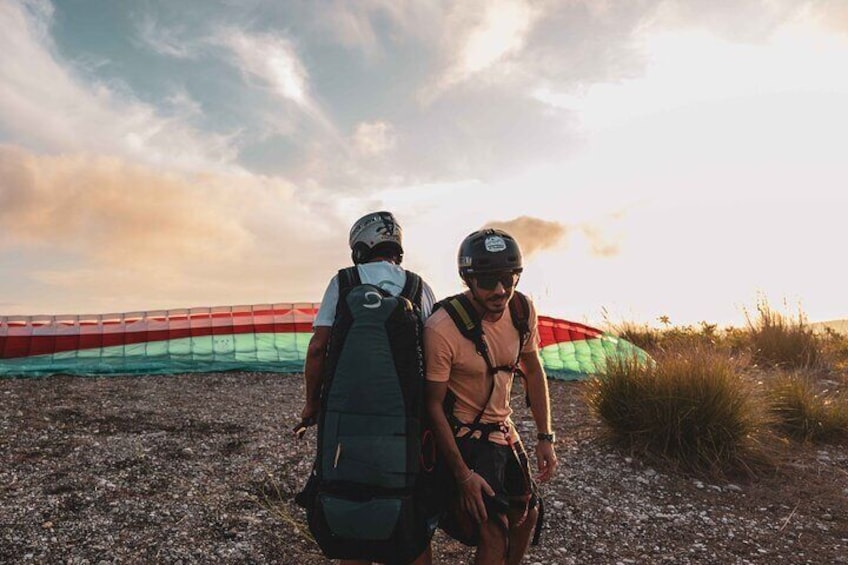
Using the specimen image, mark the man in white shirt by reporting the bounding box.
[298,211,437,565]
[301,210,436,422]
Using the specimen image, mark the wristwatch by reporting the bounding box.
[537,432,556,443]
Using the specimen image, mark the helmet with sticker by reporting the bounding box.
[349,211,404,264]
[457,228,523,278]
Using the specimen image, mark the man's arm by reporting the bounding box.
[424,380,494,524]
[519,349,557,482]
[301,326,331,422]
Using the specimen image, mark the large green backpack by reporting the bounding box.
[297,267,439,565]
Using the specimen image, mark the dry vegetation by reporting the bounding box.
[1,303,847,564]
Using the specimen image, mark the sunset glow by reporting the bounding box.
[0,1,844,328]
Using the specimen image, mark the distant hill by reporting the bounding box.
[811,319,848,335]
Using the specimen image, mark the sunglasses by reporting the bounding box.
[474,271,520,291]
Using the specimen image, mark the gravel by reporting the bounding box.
[1,372,846,564]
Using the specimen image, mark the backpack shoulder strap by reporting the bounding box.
[435,293,496,427]
[508,290,534,408]
[337,266,361,293]
[509,291,532,351]
[400,270,423,310]
[435,293,486,355]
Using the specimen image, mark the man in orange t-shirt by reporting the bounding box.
[424,228,557,565]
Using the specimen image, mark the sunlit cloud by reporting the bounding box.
[216,26,341,141]
[427,0,538,99]
[533,20,848,131]
[482,215,623,260]
[579,225,621,258]
[352,121,396,157]
[0,145,351,313]
[0,145,251,263]
[459,0,536,74]
[483,216,566,258]
[219,29,308,107]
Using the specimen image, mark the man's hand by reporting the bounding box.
[293,402,320,439]
[535,441,557,482]
[458,471,495,524]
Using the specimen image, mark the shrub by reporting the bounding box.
[610,318,743,356]
[819,328,848,372]
[614,321,662,352]
[745,301,820,370]
[764,372,848,443]
[586,345,769,476]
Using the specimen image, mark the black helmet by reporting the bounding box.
[457,228,523,278]
[349,211,403,264]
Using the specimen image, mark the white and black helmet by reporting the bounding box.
[349,211,404,264]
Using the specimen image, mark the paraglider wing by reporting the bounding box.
[1,305,649,379]
[0,304,318,377]
[537,316,652,381]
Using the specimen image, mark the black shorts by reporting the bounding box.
[459,436,532,507]
[439,435,538,546]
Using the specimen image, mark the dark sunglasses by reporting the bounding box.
[474,271,520,291]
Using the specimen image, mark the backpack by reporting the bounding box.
[433,290,545,546]
[296,267,439,565]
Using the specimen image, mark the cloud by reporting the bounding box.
[308,1,444,55]
[482,215,624,259]
[352,121,396,157]
[218,29,311,109]
[426,0,539,100]
[483,216,566,258]
[649,0,806,41]
[0,0,239,173]
[579,225,621,258]
[0,145,251,263]
[134,13,199,59]
[394,87,578,183]
[0,145,352,312]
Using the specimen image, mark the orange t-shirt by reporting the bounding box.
[424,293,539,445]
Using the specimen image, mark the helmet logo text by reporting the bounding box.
[484,236,507,252]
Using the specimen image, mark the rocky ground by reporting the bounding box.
[1,372,846,564]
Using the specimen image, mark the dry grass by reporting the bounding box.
[744,301,821,370]
[594,304,848,479]
[586,345,771,477]
[763,372,848,443]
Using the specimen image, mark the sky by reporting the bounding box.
[0,0,846,328]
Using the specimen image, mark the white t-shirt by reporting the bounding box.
[313,261,436,328]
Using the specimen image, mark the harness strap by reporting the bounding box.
[532,495,544,545]
[436,292,531,435]
[337,266,362,293]
[400,270,423,310]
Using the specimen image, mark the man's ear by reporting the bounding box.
[351,242,370,264]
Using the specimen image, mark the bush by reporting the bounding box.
[745,301,820,370]
[764,372,848,443]
[819,328,848,372]
[586,345,769,476]
[610,318,744,356]
[614,321,663,353]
